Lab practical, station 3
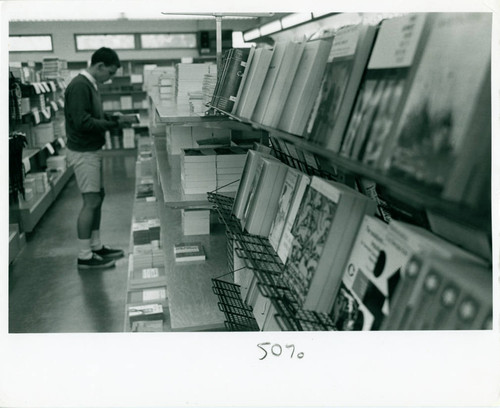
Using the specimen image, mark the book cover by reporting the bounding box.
[232,150,277,220]
[129,267,167,288]
[241,157,289,237]
[339,14,430,162]
[283,176,377,313]
[260,41,306,128]
[381,13,492,200]
[251,42,288,124]
[174,242,206,262]
[127,286,167,304]
[214,48,251,112]
[329,215,388,331]
[278,38,333,136]
[236,48,274,120]
[231,46,255,115]
[276,172,311,263]
[307,24,377,150]
[382,252,492,330]
[268,167,301,252]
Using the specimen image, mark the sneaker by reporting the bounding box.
[92,245,125,260]
[78,253,115,270]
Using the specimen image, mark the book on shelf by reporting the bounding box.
[232,149,278,220]
[231,46,255,115]
[174,242,206,262]
[306,24,377,150]
[339,14,430,163]
[283,176,377,313]
[251,42,289,124]
[260,40,306,128]
[268,167,308,253]
[380,13,492,207]
[128,303,164,325]
[212,48,251,112]
[127,286,167,304]
[235,47,274,120]
[113,112,140,125]
[381,252,492,330]
[278,38,333,136]
[241,157,289,237]
[329,215,389,331]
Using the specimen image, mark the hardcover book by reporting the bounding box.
[128,303,164,325]
[381,13,492,203]
[231,47,255,115]
[306,24,377,150]
[339,14,430,162]
[283,176,377,313]
[129,267,167,288]
[127,286,167,304]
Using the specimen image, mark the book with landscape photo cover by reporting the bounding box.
[338,13,430,163]
[174,242,206,262]
[283,176,377,313]
[380,13,492,202]
[306,24,377,149]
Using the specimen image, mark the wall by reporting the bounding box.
[9,19,258,63]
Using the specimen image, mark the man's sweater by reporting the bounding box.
[65,74,118,151]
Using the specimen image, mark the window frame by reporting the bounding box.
[9,34,54,53]
[74,33,137,52]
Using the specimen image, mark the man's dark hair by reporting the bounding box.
[91,47,121,68]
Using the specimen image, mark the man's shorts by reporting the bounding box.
[67,149,103,193]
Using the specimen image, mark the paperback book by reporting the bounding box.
[283,176,377,313]
[306,24,377,150]
[381,13,492,203]
[339,14,430,162]
[174,242,206,262]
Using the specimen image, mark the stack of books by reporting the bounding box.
[158,72,175,103]
[214,147,246,193]
[175,63,216,114]
[181,208,210,235]
[202,73,218,106]
[180,148,217,195]
[174,242,206,263]
[41,57,68,80]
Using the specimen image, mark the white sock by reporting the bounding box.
[90,230,103,251]
[78,239,93,260]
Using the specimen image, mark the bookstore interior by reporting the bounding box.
[7,11,494,333]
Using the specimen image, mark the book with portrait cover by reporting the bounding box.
[380,13,492,205]
[339,14,431,162]
[306,24,377,150]
[283,176,377,313]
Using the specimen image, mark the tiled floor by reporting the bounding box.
[9,150,137,333]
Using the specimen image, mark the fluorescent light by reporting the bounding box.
[280,13,312,29]
[243,28,261,42]
[259,20,282,36]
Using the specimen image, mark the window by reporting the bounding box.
[9,35,53,52]
[140,33,197,49]
[75,34,135,51]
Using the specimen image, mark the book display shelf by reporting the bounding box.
[136,12,492,332]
